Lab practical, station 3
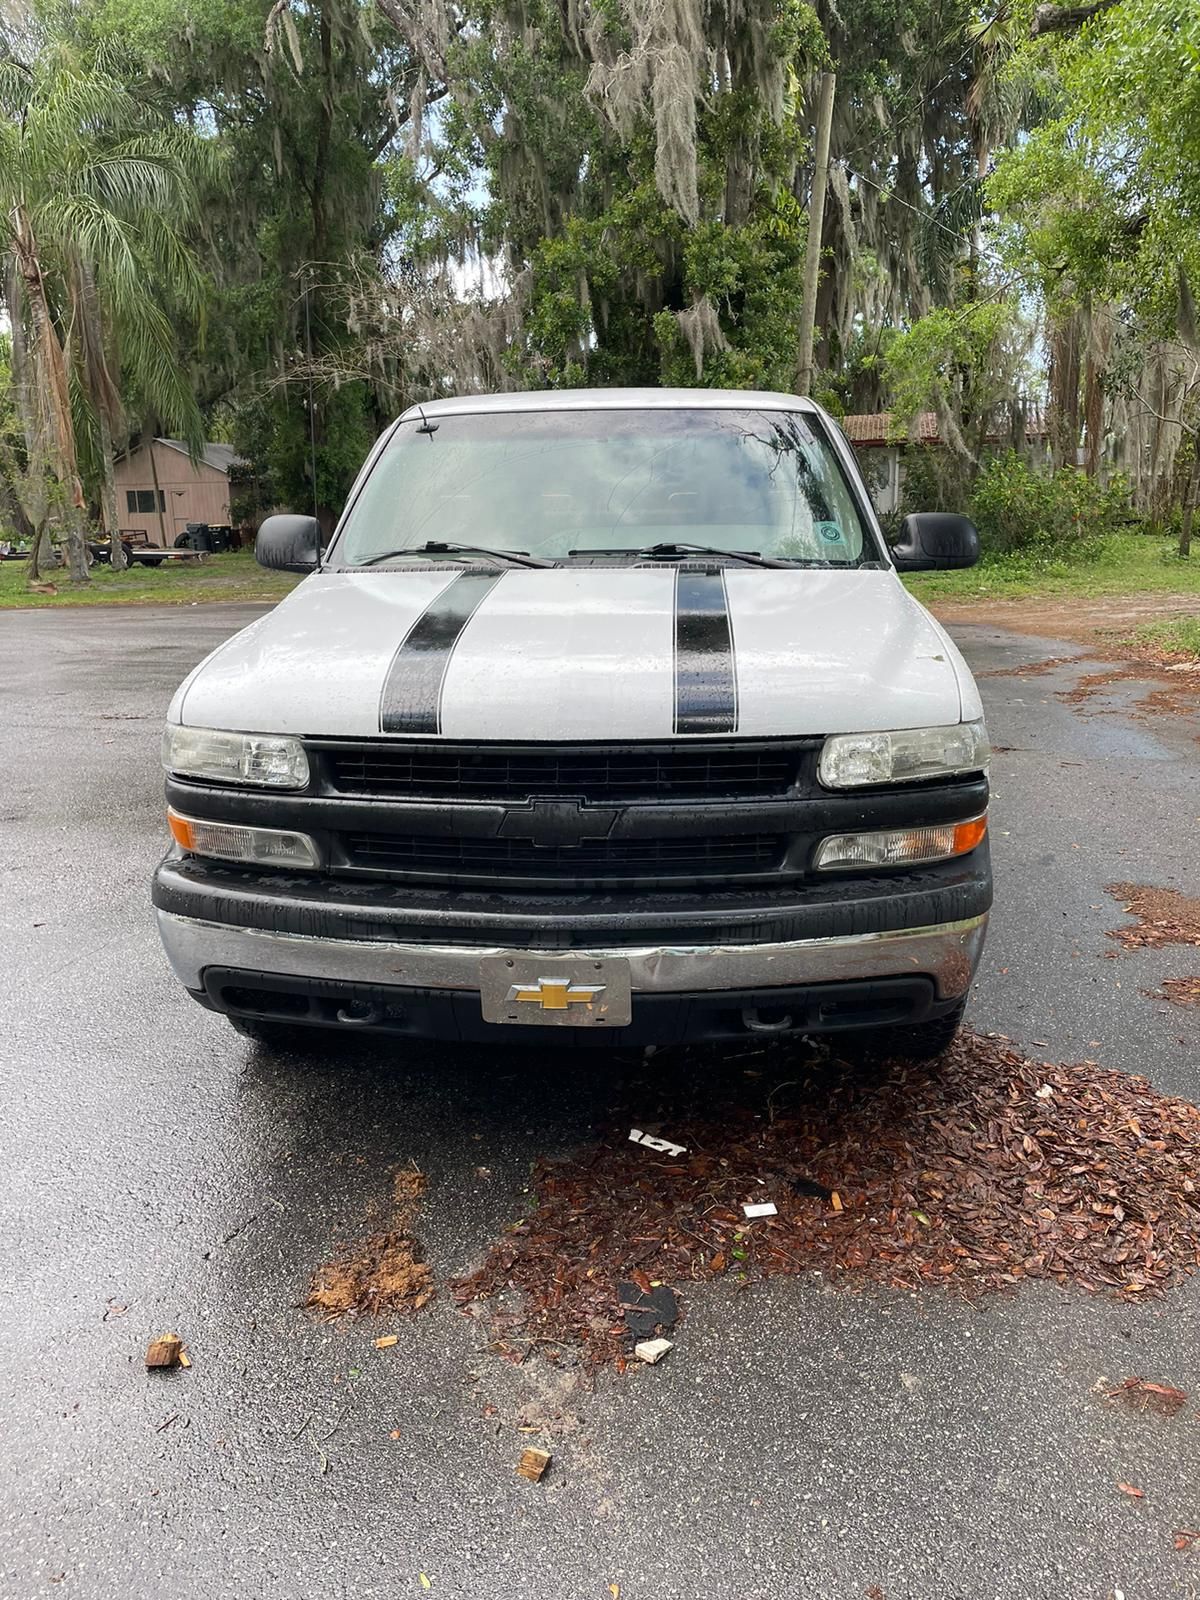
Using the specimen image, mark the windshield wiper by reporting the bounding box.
[570,542,787,569]
[357,541,553,569]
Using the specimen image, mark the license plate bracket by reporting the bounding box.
[479,955,633,1027]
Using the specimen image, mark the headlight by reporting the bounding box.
[819,719,989,788]
[162,725,310,789]
[167,809,320,868]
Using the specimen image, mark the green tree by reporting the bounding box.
[988,0,1200,536]
[76,0,441,523]
[883,298,1036,489]
[0,36,209,580]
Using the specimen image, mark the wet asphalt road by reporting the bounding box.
[2,604,1200,1600]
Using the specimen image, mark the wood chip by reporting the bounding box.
[830,1190,843,1212]
[515,1446,552,1483]
[374,1335,399,1349]
[145,1333,183,1370]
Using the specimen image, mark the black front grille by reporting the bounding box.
[319,740,813,802]
[341,831,786,883]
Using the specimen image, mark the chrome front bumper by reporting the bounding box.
[156,909,988,1000]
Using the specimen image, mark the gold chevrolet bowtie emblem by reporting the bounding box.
[506,977,607,1011]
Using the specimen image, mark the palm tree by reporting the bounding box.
[0,39,213,580]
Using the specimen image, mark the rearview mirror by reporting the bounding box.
[256,514,321,573]
[890,513,980,572]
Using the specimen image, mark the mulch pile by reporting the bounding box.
[452,1031,1200,1368]
[306,1231,434,1318]
[1107,882,1200,950]
[306,1165,433,1319]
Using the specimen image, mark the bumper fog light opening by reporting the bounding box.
[166,808,321,869]
[815,813,987,872]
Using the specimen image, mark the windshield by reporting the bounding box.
[333,408,880,567]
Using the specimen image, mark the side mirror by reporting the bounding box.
[890,513,979,572]
[256,514,321,573]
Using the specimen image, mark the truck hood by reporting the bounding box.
[172,566,976,739]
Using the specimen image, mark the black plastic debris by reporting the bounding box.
[791,1176,833,1201]
[617,1281,678,1341]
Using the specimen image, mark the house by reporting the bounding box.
[840,411,1050,513]
[113,438,242,547]
[840,412,940,514]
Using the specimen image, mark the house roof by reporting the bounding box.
[841,411,1051,447]
[154,438,243,474]
[841,412,940,446]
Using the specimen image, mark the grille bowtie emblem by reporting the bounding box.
[497,798,619,848]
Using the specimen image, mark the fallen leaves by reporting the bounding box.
[451,1030,1200,1368]
[1148,977,1200,1009]
[1174,1529,1200,1552]
[1107,884,1200,951]
[1102,1376,1188,1417]
[1116,1481,1145,1499]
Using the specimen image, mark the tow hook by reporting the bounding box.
[742,1007,794,1034]
[335,999,381,1026]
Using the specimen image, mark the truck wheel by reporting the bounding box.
[844,999,967,1064]
[226,1015,319,1052]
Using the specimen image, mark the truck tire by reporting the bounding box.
[845,998,967,1064]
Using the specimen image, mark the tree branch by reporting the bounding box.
[1030,0,1121,38]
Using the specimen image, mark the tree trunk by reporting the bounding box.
[5,258,53,581]
[12,213,89,582]
[147,434,169,546]
[1081,307,1109,477]
[96,406,123,571]
[1047,310,1082,471]
[77,260,127,571]
[1180,452,1199,558]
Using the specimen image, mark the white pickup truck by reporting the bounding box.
[153,389,990,1057]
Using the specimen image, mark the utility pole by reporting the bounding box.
[796,71,836,397]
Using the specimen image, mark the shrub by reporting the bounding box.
[968,453,1130,560]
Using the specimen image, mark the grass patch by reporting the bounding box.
[903,533,1200,605]
[0,549,298,609]
[1126,616,1200,660]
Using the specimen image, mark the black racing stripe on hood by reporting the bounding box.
[673,568,737,734]
[379,570,505,733]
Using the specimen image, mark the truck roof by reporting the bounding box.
[398,388,822,421]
